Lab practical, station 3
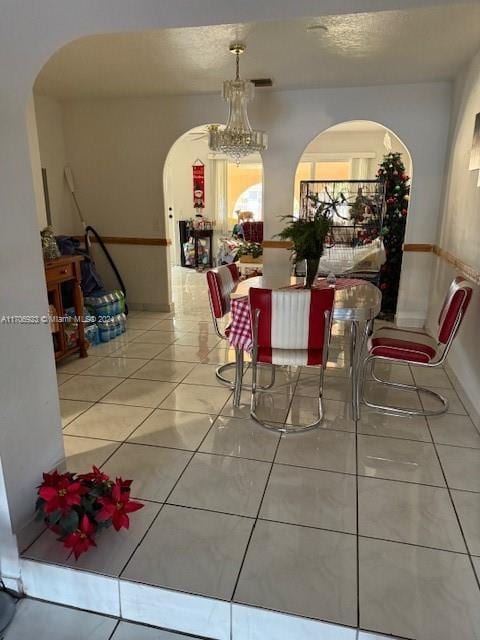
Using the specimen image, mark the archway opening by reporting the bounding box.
[164,125,264,269]
[293,120,412,316]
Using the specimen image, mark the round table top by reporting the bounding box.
[230,275,382,322]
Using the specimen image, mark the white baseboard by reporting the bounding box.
[444,361,480,427]
[394,311,426,328]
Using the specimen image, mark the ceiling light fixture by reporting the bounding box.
[208,43,267,165]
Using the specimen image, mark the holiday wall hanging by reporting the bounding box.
[193,160,205,210]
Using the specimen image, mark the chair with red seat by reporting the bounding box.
[249,286,335,432]
[360,277,473,416]
[206,264,275,389]
[206,264,241,385]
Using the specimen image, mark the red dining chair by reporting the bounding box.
[249,287,335,432]
[361,277,473,415]
[206,264,275,389]
[206,264,241,385]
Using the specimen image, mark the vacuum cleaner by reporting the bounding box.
[64,167,128,314]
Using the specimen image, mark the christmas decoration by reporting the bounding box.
[36,467,143,559]
[377,152,410,315]
[193,161,205,210]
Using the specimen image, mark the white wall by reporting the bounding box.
[25,95,48,229]
[55,82,451,315]
[427,47,480,414]
[164,134,214,265]
[34,96,77,234]
[304,129,411,176]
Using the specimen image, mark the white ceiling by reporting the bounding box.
[35,4,480,99]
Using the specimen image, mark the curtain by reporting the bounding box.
[351,157,371,180]
[211,158,229,238]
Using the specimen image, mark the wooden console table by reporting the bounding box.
[44,255,87,361]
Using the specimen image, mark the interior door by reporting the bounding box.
[164,163,178,265]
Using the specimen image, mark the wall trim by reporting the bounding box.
[403,243,479,285]
[74,235,171,246]
[263,240,292,249]
[403,243,434,252]
[432,245,480,285]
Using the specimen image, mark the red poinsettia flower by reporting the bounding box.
[78,466,110,484]
[97,479,143,531]
[63,515,96,559]
[41,470,63,486]
[38,474,84,515]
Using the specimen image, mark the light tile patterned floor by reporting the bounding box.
[23,267,480,640]
[4,598,204,639]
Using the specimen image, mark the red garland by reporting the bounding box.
[36,468,143,559]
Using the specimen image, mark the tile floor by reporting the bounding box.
[3,597,204,639]
[22,268,480,640]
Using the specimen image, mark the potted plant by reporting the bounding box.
[36,467,143,559]
[277,198,332,288]
[237,242,263,263]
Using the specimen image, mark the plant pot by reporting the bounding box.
[305,258,320,288]
[239,255,263,264]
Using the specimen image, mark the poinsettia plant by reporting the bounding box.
[36,467,143,559]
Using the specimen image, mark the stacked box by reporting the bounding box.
[83,290,127,344]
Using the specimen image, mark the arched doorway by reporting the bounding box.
[293,120,413,316]
[164,125,263,269]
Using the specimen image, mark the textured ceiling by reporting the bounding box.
[35,4,480,99]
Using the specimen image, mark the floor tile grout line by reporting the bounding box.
[230,435,283,602]
[62,424,480,494]
[355,399,360,629]
[115,501,168,580]
[56,298,480,633]
[61,428,480,495]
[443,364,480,437]
[61,400,97,429]
[107,619,121,640]
[423,416,480,589]
[114,370,229,579]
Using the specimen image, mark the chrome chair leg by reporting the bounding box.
[353,320,374,420]
[233,348,244,407]
[349,321,357,377]
[250,365,325,434]
[215,361,237,387]
[361,355,448,417]
[216,356,275,391]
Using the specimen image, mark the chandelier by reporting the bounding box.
[208,43,267,165]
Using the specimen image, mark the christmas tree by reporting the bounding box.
[377,152,410,315]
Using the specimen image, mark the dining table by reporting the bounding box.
[228,275,382,420]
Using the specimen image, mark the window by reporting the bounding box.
[293,159,351,215]
[232,183,262,220]
[227,162,263,225]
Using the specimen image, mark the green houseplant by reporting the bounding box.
[277,199,332,288]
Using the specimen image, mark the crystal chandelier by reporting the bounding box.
[208,43,267,165]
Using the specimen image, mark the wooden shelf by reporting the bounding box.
[44,256,87,362]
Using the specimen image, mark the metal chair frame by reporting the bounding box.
[250,307,333,434]
[207,273,275,391]
[360,295,467,417]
